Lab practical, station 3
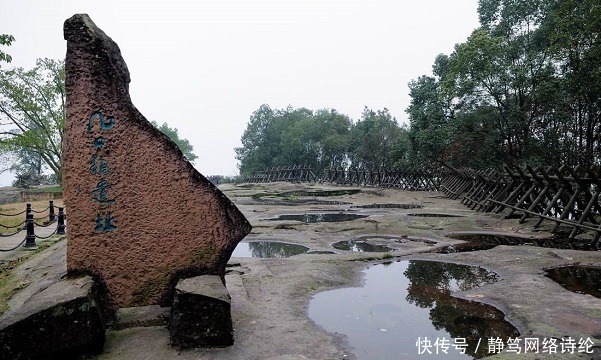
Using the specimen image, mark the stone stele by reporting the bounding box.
[62,14,251,312]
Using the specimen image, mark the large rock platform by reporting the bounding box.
[1,183,600,359]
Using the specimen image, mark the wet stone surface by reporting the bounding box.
[253,189,361,199]
[271,213,368,223]
[9,182,601,360]
[446,233,601,252]
[250,198,350,206]
[232,241,309,258]
[280,189,361,197]
[545,265,601,298]
[437,241,499,254]
[351,203,423,209]
[331,240,393,252]
[308,260,519,360]
[408,213,463,218]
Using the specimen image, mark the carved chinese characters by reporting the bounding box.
[88,112,117,232]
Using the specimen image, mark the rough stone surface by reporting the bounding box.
[0,275,105,360]
[170,275,233,348]
[112,305,170,331]
[62,14,251,312]
[6,183,601,359]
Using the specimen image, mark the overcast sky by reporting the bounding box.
[0,0,480,185]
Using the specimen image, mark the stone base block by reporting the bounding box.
[170,275,233,348]
[0,276,105,360]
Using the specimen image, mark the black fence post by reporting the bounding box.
[57,207,66,235]
[23,213,37,247]
[22,203,33,231]
[49,200,56,222]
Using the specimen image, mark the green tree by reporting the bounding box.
[151,121,198,163]
[0,58,64,183]
[274,107,315,167]
[349,107,402,169]
[10,148,43,176]
[0,34,14,65]
[406,54,455,165]
[235,104,276,174]
[542,0,601,167]
[408,0,558,169]
[407,0,601,170]
[312,109,352,171]
[236,105,354,175]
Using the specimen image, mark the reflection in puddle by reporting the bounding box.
[352,203,423,209]
[283,189,361,197]
[332,240,393,252]
[251,198,350,206]
[408,213,463,217]
[446,233,600,251]
[272,213,368,223]
[545,266,601,298]
[437,242,498,254]
[232,241,309,258]
[308,261,519,359]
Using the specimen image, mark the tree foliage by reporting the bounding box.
[0,34,14,65]
[0,58,64,183]
[407,0,601,169]
[236,105,408,175]
[349,107,405,169]
[151,121,198,163]
[238,1,601,174]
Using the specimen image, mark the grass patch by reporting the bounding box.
[0,199,64,234]
[0,216,25,235]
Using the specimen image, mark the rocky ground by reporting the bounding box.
[2,182,600,359]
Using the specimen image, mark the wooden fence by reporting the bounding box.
[322,167,440,191]
[442,165,601,244]
[240,163,601,244]
[239,165,317,183]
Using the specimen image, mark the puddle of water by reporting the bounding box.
[408,213,463,218]
[291,189,361,197]
[252,198,350,206]
[545,266,601,298]
[272,213,368,223]
[308,260,519,359]
[437,241,498,254]
[352,204,423,209]
[264,189,361,198]
[232,241,309,258]
[332,240,393,252]
[446,233,600,251]
[307,250,337,255]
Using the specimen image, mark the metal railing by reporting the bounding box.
[0,200,66,251]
